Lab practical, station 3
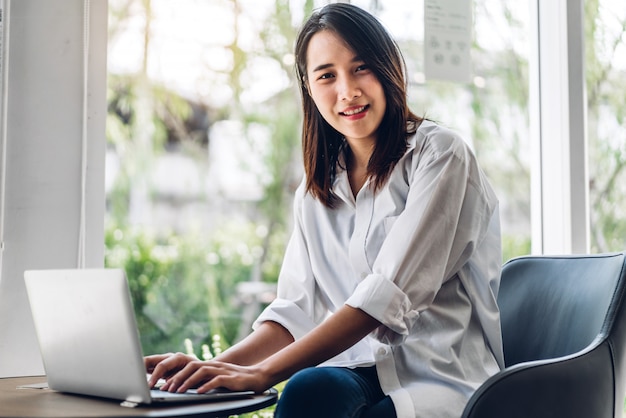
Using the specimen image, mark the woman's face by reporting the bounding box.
[305,30,386,148]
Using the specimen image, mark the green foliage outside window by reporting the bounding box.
[105,2,626,413]
[104,220,283,355]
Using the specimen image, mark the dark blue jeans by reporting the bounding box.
[274,366,397,418]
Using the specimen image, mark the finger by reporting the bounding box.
[194,364,261,394]
[166,361,210,393]
[144,353,172,372]
[193,362,234,390]
[148,353,192,388]
[197,372,261,394]
[145,354,174,387]
[196,373,227,393]
[175,366,216,393]
[174,361,241,393]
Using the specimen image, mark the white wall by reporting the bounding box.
[0,0,107,377]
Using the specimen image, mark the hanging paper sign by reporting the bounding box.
[424,0,473,83]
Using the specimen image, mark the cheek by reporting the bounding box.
[372,81,386,103]
[311,91,335,116]
[380,94,387,113]
[373,86,387,116]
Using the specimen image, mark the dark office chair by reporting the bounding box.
[462,252,626,418]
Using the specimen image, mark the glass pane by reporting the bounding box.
[371,0,532,261]
[585,3,626,413]
[586,0,626,253]
[106,0,531,358]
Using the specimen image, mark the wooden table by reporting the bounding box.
[0,376,278,417]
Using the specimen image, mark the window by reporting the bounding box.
[105,0,532,356]
[586,0,626,253]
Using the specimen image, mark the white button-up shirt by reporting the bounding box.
[254,121,504,418]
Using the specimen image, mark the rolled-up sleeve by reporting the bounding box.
[346,274,419,341]
[253,182,329,341]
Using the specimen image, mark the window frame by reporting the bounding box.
[529,0,590,254]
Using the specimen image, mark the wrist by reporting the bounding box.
[256,356,288,388]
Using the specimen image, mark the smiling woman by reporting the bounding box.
[144,4,504,418]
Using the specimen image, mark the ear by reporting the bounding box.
[302,77,310,94]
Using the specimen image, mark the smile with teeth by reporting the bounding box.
[340,105,368,116]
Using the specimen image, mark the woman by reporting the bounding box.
[145,4,504,417]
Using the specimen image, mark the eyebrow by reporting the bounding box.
[311,63,334,73]
[311,56,364,73]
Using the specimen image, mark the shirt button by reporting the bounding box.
[377,347,387,356]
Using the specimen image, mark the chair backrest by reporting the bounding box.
[498,253,626,367]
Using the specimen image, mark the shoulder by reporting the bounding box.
[401,121,495,200]
[292,177,308,208]
[293,176,326,214]
[408,120,474,161]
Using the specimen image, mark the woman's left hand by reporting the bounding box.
[160,360,270,394]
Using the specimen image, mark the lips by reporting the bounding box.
[339,105,368,116]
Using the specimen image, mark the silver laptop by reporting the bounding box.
[23,268,254,406]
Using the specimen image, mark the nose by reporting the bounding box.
[338,75,361,101]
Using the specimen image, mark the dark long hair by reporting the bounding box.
[295,3,422,208]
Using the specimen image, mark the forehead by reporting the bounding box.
[306,30,357,72]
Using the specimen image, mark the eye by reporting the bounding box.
[317,72,335,80]
[355,64,370,73]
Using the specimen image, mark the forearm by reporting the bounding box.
[154,306,380,394]
[215,320,294,366]
[258,305,380,385]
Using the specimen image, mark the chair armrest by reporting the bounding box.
[462,342,616,418]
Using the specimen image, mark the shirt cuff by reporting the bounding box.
[253,298,318,341]
[345,274,419,345]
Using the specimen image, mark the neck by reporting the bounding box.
[345,138,374,172]
[346,146,371,198]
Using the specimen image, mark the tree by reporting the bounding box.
[585,0,626,253]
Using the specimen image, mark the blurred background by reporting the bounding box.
[104,0,626,361]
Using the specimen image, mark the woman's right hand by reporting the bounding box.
[145,352,198,389]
